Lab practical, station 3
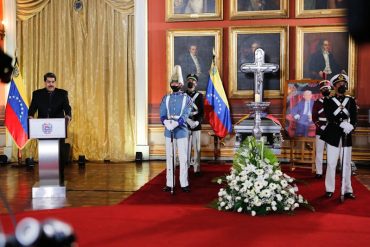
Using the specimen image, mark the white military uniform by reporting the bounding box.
[160,92,192,188]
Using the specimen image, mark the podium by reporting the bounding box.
[29,118,67,198]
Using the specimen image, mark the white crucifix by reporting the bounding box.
[240,48,279,103]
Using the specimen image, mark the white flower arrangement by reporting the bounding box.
[215,136,312,216]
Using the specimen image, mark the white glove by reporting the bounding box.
[169,120,179,130]
[186,119,200,129]
[347,123,354,133]
[343,123,354,134]
[163,119,173,131]
[343,127,351,135]
[186,118,195,128]
[340,122,354,134]
[294,114,300,120]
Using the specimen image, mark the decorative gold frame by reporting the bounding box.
[296,0,347,18]
[166,28,223,92]
[296,25,356,95]
[229,0,289,20]
[166,0,223,22]
[228,26,288,98]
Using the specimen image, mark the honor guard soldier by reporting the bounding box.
[321,73,357,200]
[185,74,204,176]
[312,80,332,179]
[160,65,193,193]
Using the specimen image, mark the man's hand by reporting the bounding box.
[186,118,195,128]
[340,122,354,134]
[169,120,179,130]
[163,119,173,131]
[186,119,199,129]
[164,120,179,131]
[294,114,300,120]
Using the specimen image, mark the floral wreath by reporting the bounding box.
[214,136,313,216]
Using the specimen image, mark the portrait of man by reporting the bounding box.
[303,32,348,81]
[237,0,280,11]
[307,39,342,80]
[284,82,321,138]
[236,33,281,91]
[173,0,216,14]
[174,36,215,91]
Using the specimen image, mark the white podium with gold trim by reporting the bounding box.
[29,118,67,198]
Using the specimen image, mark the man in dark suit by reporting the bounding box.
[0,49,13,83]
[28,72,72,185]
[291,90,315,137]
[308,39,341,80]
[178,44,207,90]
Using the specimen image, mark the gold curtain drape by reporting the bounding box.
[15,0,136,162]
[17,0,51,21]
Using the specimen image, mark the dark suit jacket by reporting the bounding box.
[179,52,204,77]
[308,51,341,79]
[28,88,72,118]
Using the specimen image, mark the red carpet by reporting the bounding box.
[1,164,370,247]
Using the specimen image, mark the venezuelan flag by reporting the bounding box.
[5,64,29,149]
[204,61,232,138]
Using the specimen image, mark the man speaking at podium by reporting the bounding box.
[28,72,72,185]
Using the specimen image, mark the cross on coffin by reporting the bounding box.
[240,48,279,103]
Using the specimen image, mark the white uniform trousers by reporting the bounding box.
[315,135,326,175]
[165,137,189,188]
[188,130,201,172]
[325,140,353,194]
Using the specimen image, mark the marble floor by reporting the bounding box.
[0,161,369,214]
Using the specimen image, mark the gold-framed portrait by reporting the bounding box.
[228,26,288,99]
[166,28,222,92]
[296,25,356,95]
[296,0,347,18]
[283,80,321,138]
[229,0,289,20]
[166,0,223,22]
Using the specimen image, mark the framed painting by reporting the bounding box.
[283,80,321,138]
[296,0,347,18]
[228,26,288,98]
[166,0,223,22]
[296,25,356,95]
[229,0,289,19]
[166,28,222,92]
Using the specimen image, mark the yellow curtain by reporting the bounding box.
[17,0,51,21]
[15,0,136,162]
